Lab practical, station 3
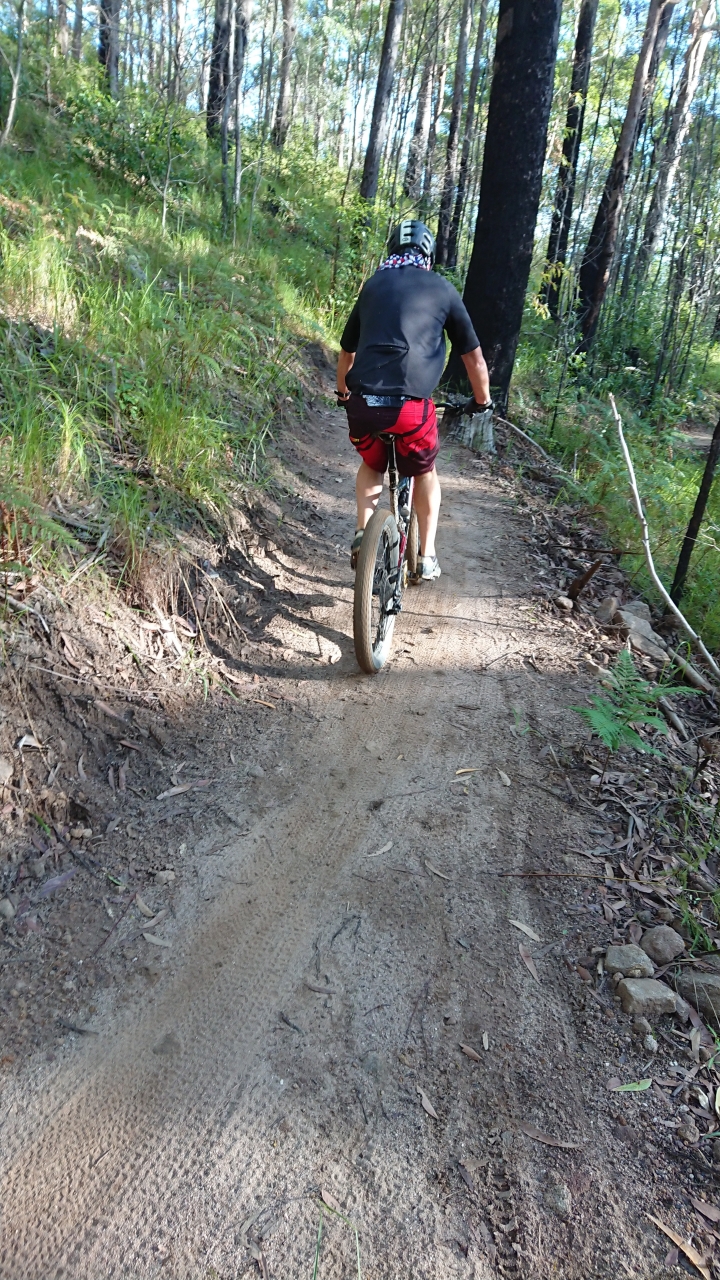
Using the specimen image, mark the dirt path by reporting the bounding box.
[0,412,679,1278]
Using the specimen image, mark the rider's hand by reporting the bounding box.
[462,395,494,416]
[336,390,351,408]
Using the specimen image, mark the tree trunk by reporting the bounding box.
[635,0,714,286]
[207,0,231,137]
[670,412,720,603]
[443,0,562,408]
[359,0,405,202]
[171,0,186,100]
[540,0,599,319]
[403,46,433,199]
[422,21,449,211]
[220,0,236,230]
[71,0,82,59]
[233,0,251,214]
[447,0,488,270]
[576,0,667,350]
[0,0,25,147]
[57,0,69,55]
[271,0,295,148]
[98,0,120,97]
[436,0,472,266]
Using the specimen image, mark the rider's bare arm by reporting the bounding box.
[337,349,355,398]
[461,346,491,406]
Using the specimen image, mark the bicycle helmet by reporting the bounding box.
[387,219,436,263]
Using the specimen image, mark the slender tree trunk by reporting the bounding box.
[271,0,295,148]
[422,21,448,211]
[98,0,120,96]
[447,0,488,270]
[207,0,231,137]
[233,0,250,215]
[443,0,562,408]
[635,0,714,285]
[145,0,155,81]
[436,0,472,265]
[171,0,186,100]
[57,0,69,55]
[0,0,25,146]
[403,46,433,199]
[576,0,667,350]
[670,412,720,603]
[71,0,82,59]
[541,0,599,318]
[359,0,405,202]
[221,0,236,230]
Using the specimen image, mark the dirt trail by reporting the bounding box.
[1,411,675,1278]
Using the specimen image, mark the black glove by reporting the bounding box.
[462,395,494,416]
[336,390,351,408]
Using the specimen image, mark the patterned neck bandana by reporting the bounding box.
[378,250,432,271]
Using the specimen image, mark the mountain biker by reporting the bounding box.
[336,219,492,580]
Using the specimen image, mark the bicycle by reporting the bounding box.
[351,398,492,674]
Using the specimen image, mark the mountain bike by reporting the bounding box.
[351,399,491,674]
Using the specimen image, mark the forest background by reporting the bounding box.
[1,0,720,650]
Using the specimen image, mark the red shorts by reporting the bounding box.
[346,394,439,477]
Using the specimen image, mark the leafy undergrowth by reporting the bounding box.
[510,313,720,653]
[0,104,335,599]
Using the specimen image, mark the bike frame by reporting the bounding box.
[382,434,414,613]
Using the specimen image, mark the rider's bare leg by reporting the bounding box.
[355,461,384,530]
[412,467,441,558]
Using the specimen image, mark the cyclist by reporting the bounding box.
[336,219,492,580]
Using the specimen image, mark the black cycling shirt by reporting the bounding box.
[340,265,479,399]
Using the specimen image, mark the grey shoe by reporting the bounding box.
[419,555,441,581]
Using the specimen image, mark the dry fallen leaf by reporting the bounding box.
[519,1121,581,1150]
[321,1189,343,1214]
[646,1213,711,1280]
[628,920,643,944]
[425,859,452,881]
[519,943,540,982]
[136,896,155,918]
[119,739,142,752]
[455,768,478,776]
[252,699,277,710]
[143,909,168,930]
[143,933,172,948]
[77,754,87,782]
[509,918,541,943]
[17,734,42,751]
[460,1043,481,1062]
[482,1031,489,1050]
[305,982,338,995]
[118,764,127,793]
[157,782,194,800]
[497,768,511,786]
[368,840,393,858]
[417,1086,438,1119]
[691,1198,720,1225]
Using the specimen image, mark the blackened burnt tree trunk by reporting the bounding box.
[359,0,405,201]
[443,0,562,408]
[98,0,121,96]
[435,0,472,266]
[575,0,666,349]
[447,0,488,270]
[540,0,598,319]
[206,0,231,137]
[670,413,720,604]
[403,46,433,199]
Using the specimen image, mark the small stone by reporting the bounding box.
[248,763,265,778]
[674,996,693,1023]
[0,756,13,786]
[677,1121,701,1146]
[640,925,685,966]
[605,944,655,978]
[622,600,652,623]
[0,898,15,920]
[28,857,46,880]
[555,596,574,611]
[617,978,676,1018]
[676,973,720,1028]
[643,1034,659,1054]
[596,596,620,625]
[632,1016,652,1037]
[154,869,176,885]
[544,1181,572,1221]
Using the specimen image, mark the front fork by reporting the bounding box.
[387,445,414,613]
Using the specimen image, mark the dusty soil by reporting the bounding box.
[1,396,719,1279]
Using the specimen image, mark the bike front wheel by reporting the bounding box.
[406,507,420,582]
[353,508,399,673]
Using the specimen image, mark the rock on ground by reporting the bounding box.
[617,978,677,1018]
[596,596,619,625]
[605,944,654,978]
[640,925,685,966]
[675,972,720,1028]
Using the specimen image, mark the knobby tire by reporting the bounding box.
[353,508,399,674]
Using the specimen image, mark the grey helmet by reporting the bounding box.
[387,219,436,264]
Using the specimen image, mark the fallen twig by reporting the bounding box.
[658,696,688,740]
[493,414,574,477]
[610,394,720,684]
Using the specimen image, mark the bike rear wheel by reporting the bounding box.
[353,508,399,673]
